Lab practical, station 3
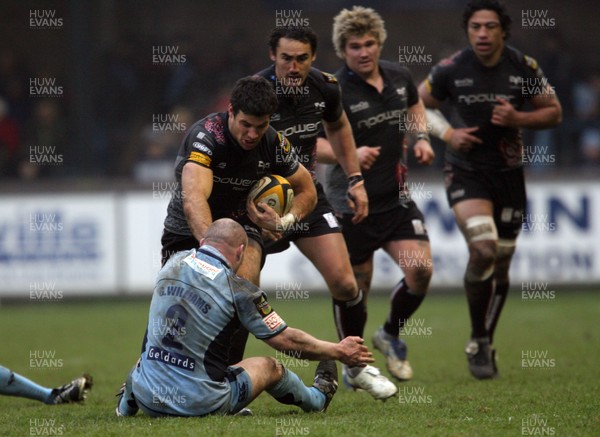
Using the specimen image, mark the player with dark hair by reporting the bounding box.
[229,75,281,118]
[461,0,512,37]
[158,75,317,366]
[117,219,374,417]
[418,0,562,379]
[268,27,317,57]
[319,6,435,382]
[0,366,92,404]
[256,26,398,400]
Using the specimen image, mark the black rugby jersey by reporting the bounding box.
[163,112,299,236]
[326,60,419,214]
[424,45,549,170]
[255,66,344,179]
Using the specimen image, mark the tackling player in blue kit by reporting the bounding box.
[116,219,374,417]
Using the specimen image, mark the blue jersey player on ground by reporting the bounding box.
[116,219,374,417]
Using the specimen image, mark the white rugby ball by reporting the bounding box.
[248,175,294,216]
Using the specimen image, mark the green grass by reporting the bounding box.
[0,291,598,436]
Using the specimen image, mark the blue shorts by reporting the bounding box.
[135,365,254,417]
[224,366,254,415]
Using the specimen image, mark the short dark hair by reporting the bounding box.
[268,27,318,55]
[462,0,512,39]
[230,76,279,116]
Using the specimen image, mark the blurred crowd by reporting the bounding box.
[0,30,598,182]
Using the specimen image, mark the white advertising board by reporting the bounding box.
[0,180,597,298]
[121,191,170,294]
[0,194,118,297]
[262,181,600,290]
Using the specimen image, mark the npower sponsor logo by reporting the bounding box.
[212,175,254,189]
[357,109,403,129]
[278,121,321,138]
[458,93,514,105]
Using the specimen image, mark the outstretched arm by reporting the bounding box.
[264,327,374,368]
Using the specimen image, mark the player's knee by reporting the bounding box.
[463,215,498,278]
[494,239,516,279]
[466,240,497,280]
[469,240,497,263]
[353,270,371,294]
[403,253,433,293]
[329,276,359,301]
[269,356,285,380]
[406,265,433,295]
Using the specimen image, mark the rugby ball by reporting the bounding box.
[248,175,294,216]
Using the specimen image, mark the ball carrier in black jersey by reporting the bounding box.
[318,6,435,382]
[418,0,562,379]
[256,27,397,400]
[160,76,317,365]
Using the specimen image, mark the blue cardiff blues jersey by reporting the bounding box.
[132,245,287,416]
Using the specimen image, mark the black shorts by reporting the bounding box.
[264,183,341,255]
[443,163,526,240]
[161,215,263,266]
[339,202,429,266]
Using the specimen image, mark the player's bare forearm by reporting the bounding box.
[323,114,361,176]
[183,195,213,241]
[285,165,317,222]
[181,162,214,241]
[511,100,562,129]
[492,92,562,129]
[407,101,436,165]
[265,328,374,367]
[522,88,562,128]
[289,192,316,223]
[317,137,381,172]
[316,137,337,164]
[266,328,337,360]
[407,100,429,134]
[323,114,369,221]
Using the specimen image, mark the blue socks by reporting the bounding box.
[116,365,139,416]
[0,365,54,404]
[266,367,325,412]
